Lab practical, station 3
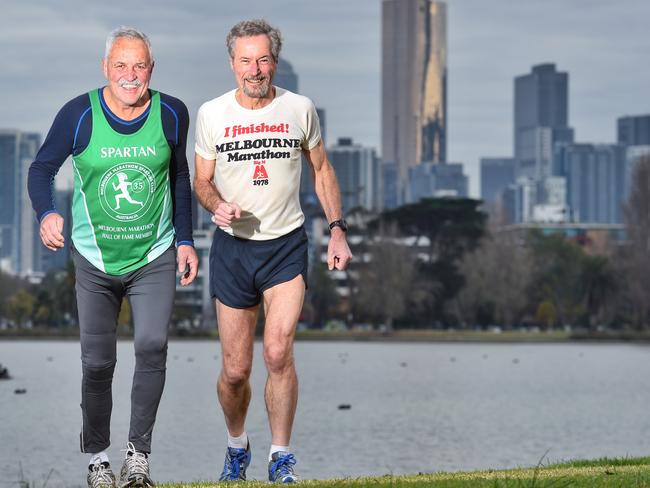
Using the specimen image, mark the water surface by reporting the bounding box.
[1,340,649,486]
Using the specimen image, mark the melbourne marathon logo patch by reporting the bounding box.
[252,160,269,186]
[99,163,156,221]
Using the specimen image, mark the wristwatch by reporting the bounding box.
[328,219,348,232]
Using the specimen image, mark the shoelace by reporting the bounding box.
[89,465,114,487]
[225,448,249,479]
[270,453,296,476]
[121,442,149,475]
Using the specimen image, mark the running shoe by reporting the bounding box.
[87,462,116,488]
[219,442,251,481]
[119,442,154,487]
[268,451,298,483]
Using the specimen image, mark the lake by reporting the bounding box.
[1,340,650,486]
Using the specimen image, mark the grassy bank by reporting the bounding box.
[161,457,650,487]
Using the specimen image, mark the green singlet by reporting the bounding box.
[71,89,175,275]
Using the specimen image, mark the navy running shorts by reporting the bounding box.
[209,225,309,308]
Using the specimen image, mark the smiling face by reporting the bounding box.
[230,34,276,102]
[102,36,153,113]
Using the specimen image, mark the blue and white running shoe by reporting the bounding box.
[219,443,251,481]
[268,451,298,483]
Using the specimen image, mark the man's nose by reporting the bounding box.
[124,66,137,79]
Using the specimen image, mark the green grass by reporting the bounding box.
[158,457,650,487]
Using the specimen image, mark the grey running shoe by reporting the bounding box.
[87,462,116,488]
[219,442,251,481]
[268,451,298,483]
[119,442,154,487]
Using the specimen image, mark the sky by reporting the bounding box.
[2,0,649,197]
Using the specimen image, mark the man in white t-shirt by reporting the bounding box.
[194,19,352,483]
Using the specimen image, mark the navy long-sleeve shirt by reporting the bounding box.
[28,88,193,246]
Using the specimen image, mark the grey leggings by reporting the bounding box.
[73,246,176,454]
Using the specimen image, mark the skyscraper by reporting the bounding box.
[480,157,515,205]
[625,146,650,214]
[618,114,650,146]
[0,129,41,275]
[382,0,447,202]
[328,137,381,212]
[555,143,626,224]
[514,63,574,180]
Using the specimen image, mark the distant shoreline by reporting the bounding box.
[1,328,650,343]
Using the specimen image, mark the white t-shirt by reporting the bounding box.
[195,87,321,240]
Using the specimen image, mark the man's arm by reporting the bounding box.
[28,99,81,251]
[193,154,241,227]
[303,140,353,270]
[166,99,198,286]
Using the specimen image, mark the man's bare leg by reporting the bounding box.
[216,300,258,437]
[262,274,305,445]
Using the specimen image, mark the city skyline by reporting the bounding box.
[2,0,649,197]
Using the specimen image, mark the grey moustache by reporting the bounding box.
[118,79,143,87]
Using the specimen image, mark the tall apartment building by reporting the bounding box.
[618,114,650,146]
[555,143,626,224]
[329,137,381,212]
[382,0,447,204]
[514,63,574,180]
[0,129,41,275]
[480,157,515,205]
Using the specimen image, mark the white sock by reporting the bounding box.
[88,451,109,467]
[269,444,290,461]
[227,431,248,450]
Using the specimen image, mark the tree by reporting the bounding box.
[39,261,77,327]
[305,265,340,327]
[453,247,490,327]
[579,254,617,329]
[535,300,557,329]
[7,289,36,327]
[34,304,52,326]
[379,198,486,263]
[620,154,650,329]
[33,287,54,327]
[528,231,587,327]
[118,297,132,328]
[489,230,533,327]
[0,271,29,321]
[454,225,532,328]
[374,198,487,325]
[353,223,425,328]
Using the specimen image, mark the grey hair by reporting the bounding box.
[105,26,154,63]
[226,19,282,62]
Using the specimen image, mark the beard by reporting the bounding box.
[242,75,271,98]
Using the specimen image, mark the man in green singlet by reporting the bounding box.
[28,27,198,488]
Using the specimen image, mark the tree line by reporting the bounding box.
[5,155,650,332]
[305,155,650,331]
